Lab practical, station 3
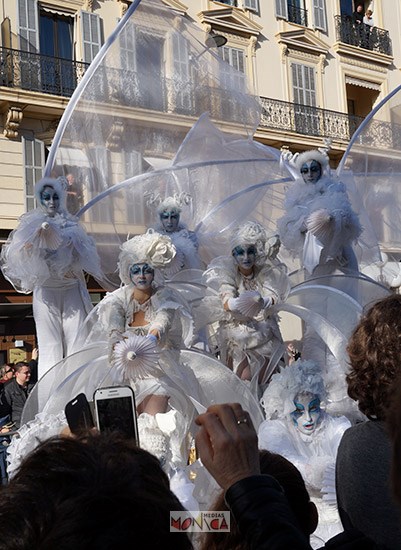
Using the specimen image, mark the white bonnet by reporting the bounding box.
[260,359,327,420]
[118,230,176,285]
[34,177,67,212]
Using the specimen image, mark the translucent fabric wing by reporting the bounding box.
[42,0,268,286]
[336,84,401,265]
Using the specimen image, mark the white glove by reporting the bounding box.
[146,334,158,344]
[227,297,241,312]
[262,296,274,309]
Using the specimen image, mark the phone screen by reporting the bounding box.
[96,396,137,441]
[65,393,94,435]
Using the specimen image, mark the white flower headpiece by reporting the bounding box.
[145,192,192,215]
[260,360,327,420]
[230,221,267,265]
[34,177,67,212]
[118,230,177,285]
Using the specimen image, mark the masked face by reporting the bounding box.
[40,186,60,216]
[160,210,180,233]
[129,263,154,289]
[291,392,322,435]
[232,244,256,271]
[300,160,322,184]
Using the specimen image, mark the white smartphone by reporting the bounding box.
[93,385,139,444]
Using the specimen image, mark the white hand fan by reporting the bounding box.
[112,334,160,379]
[305,209,333,243]
[35,222,62,250]
[236,290,263,317]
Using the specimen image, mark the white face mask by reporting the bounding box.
[40,186,60,216]
[129,263,154,289]
[290,392,322,435]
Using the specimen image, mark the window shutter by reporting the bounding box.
[292,63,316,106]
[18,0,39,52]
[22,136,44,211]
[81,11,102,63]
[120,23,136,71]
[275,0,288,19]
[313,0,327,32]
[172,32,192,112]
[244,0,259,12]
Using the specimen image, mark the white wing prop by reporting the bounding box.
[336,83,401,266]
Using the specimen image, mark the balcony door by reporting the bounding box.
[292,62,319,135]
[39,10,74,95]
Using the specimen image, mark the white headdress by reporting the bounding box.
[230,221,267,264]
[260,360,327,420]
[118,230,177,285]
[294,138,331,172]
[145,192,192,215]
[34,177,67,212]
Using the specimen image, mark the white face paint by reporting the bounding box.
[40,186,60,217]
[129,263,154,289]
[300,160,322,184]
[290,391,322,435]
[232,244,256,271]
[160,210,180,233]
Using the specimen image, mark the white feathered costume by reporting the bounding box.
[278,147,362,275]
[258,360,351,548]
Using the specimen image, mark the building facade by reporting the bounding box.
[0,0,399,358]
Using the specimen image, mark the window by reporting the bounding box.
[312,0,327,32]
[23,136,44,211]
[81,11,102,64]
[292,63,318,134]
[243,0,259,11]
[275,0,308,26]
[220,45,246,88]
[18,0,39,52]
[124,151,145,225]
[172,32,192,113]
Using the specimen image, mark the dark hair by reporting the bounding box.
[0,432,192,550]
[13,362,30,373]
[199,450,312,550]
[386,372,401,510]
[346,294,401,420]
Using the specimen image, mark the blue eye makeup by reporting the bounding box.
[160,211,179,220]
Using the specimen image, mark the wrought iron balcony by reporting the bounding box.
[288,3,308,26]
[335,15,392,56]
[0,47,89,98]
[259,96,401,150]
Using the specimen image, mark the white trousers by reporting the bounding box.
[33,282,91,381]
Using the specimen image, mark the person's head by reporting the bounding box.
[199,449,317,550]
[356,4,364,12]
[118,231,176,286]
[230,221,268,274]
[0,363,14,381]
[129,263,155,290]
[292,144,330,184]
[346,294,401,420]
[146,192,192,233]
[35,177,66,216]
[13,362,31,387]
[366,9,373,16]
[260,360,326,436]
[0,432,192,550]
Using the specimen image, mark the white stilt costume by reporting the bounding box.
[0,177,102,379]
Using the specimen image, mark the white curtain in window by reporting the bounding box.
[18,0,39,52]
[172,32,192,112]
[313,0,327,32]
[275,0,288,19]
[81,11,102,63]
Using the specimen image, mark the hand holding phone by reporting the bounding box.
[93,385,139,444]
[65,393,95,435]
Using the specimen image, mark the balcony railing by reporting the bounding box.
[0,47,88,97]
[260,96,401,150]
[335,15,392,56]
[288,3,308,26]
